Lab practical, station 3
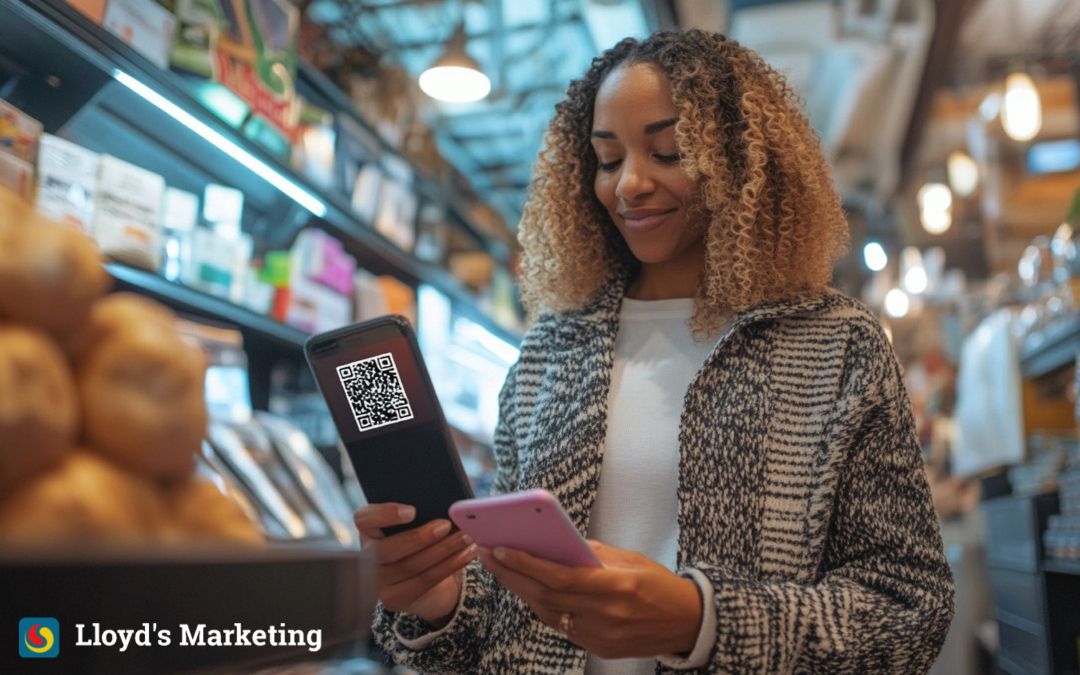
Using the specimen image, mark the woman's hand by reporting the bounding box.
[477,540,703,659]
[355,504,478,628]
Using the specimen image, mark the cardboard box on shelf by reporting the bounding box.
[102,0,178,70]
[35,134,100,233]
[0,153,34,200]
[0,99,43,164]
[67,0,107,23]
[92,155,165,270]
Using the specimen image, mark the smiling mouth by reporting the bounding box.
[620,208,677,233]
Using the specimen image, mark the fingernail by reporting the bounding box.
[493,547,507,562]
[398,506,415,522]
[464,544,478,558]
[461,533,474,546]
[432,521,451,537]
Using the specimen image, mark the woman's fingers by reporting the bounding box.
[354,503,415,539]
[382,544,478,611]
[380,528,474,584]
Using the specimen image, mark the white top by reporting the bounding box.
[585,297,721,674]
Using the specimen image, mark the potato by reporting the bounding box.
[161,478,264,546]
[0,326,77,495]
[75,294,208,482]
[0,188,110,335]
[0,451,163,546]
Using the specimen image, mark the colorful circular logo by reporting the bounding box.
[24,623,55,654]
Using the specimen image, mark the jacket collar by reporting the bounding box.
[551,269,844,345]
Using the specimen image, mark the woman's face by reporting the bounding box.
[591,62,699,266]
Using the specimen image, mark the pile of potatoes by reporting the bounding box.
[0,186,261,548]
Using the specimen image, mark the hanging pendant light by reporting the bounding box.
[419,22,491,103]
[1001,71,1042,142]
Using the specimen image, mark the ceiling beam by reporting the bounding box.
[386,16,580,53]
[898,0,985,190]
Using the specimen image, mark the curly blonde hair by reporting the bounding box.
[517,30,850,335]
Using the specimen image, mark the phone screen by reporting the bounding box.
[307,318,472,534]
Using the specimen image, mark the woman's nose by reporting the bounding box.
[615,157,655,201]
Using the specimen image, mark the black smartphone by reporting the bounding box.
[304,315,473,536]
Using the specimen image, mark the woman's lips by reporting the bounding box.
[620,208,676,234]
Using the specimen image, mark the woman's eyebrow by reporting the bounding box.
[591,117,678,139]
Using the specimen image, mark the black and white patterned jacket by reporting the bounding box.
[373,275,955,674]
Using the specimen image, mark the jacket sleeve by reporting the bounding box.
[673,321,955,674]
[370,362,521,673]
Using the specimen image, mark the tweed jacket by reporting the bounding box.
[373,277,955,674]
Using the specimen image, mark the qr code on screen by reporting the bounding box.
[337,353,414,432]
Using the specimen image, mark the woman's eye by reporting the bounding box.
[597,159,622,172]
[655,153,681,164]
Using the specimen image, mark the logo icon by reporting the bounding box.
[19,618,59,658]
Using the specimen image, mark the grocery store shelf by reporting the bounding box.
[108,263,309,350]
[1020,312,1080,378]
[0,545,375,674]
[1043,558,1080,576]
[4,0,520,349]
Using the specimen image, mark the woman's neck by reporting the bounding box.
[625,246,705,300]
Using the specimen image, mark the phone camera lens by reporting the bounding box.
[467,514,476,519]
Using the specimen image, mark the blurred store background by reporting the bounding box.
[0,0,1078,673]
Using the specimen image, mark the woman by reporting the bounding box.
[358,30,955,673]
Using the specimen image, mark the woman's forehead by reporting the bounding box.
[593,63,677,129]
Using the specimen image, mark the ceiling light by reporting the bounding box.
[863,242,888,272]
[904,267,928,294]
[419,23,490,103]
[917,182,952,235]
[1002,71,1042,142]
[884,288,910,318]
[946,150,979,197]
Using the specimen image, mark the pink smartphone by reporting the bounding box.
[449,489,603,568]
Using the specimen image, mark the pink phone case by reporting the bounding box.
[449,489,602,568]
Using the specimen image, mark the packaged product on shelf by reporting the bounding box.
[240,264,276,315]
[185,226,234,297]
[291,228,356,295]
[374,176,418,252]
[292,100,336,190]
[350,162,383,223]
[102,0,178,70]
[286,276,352,333]
[414,203,449,263]
[211,0,301,142]
[203,182,244,238]
[449,250,496,293]
[0,152,34,199]
[201,183,252,301]
[92,154,165,270]
[260,249,292,321]
[169,0,224,76]
[34,134,100,233]
[160,186,199,282]
[0,98,43,163]
[66,0,107,23]
[377,274,416,325]
[353,267,387,322]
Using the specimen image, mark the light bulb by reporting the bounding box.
[419,66,491,103]
[947,150,979,197]
[884,289,910,318]
[917,182,953,235]
[1002,71,1042,142]
[863,242,888,272]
